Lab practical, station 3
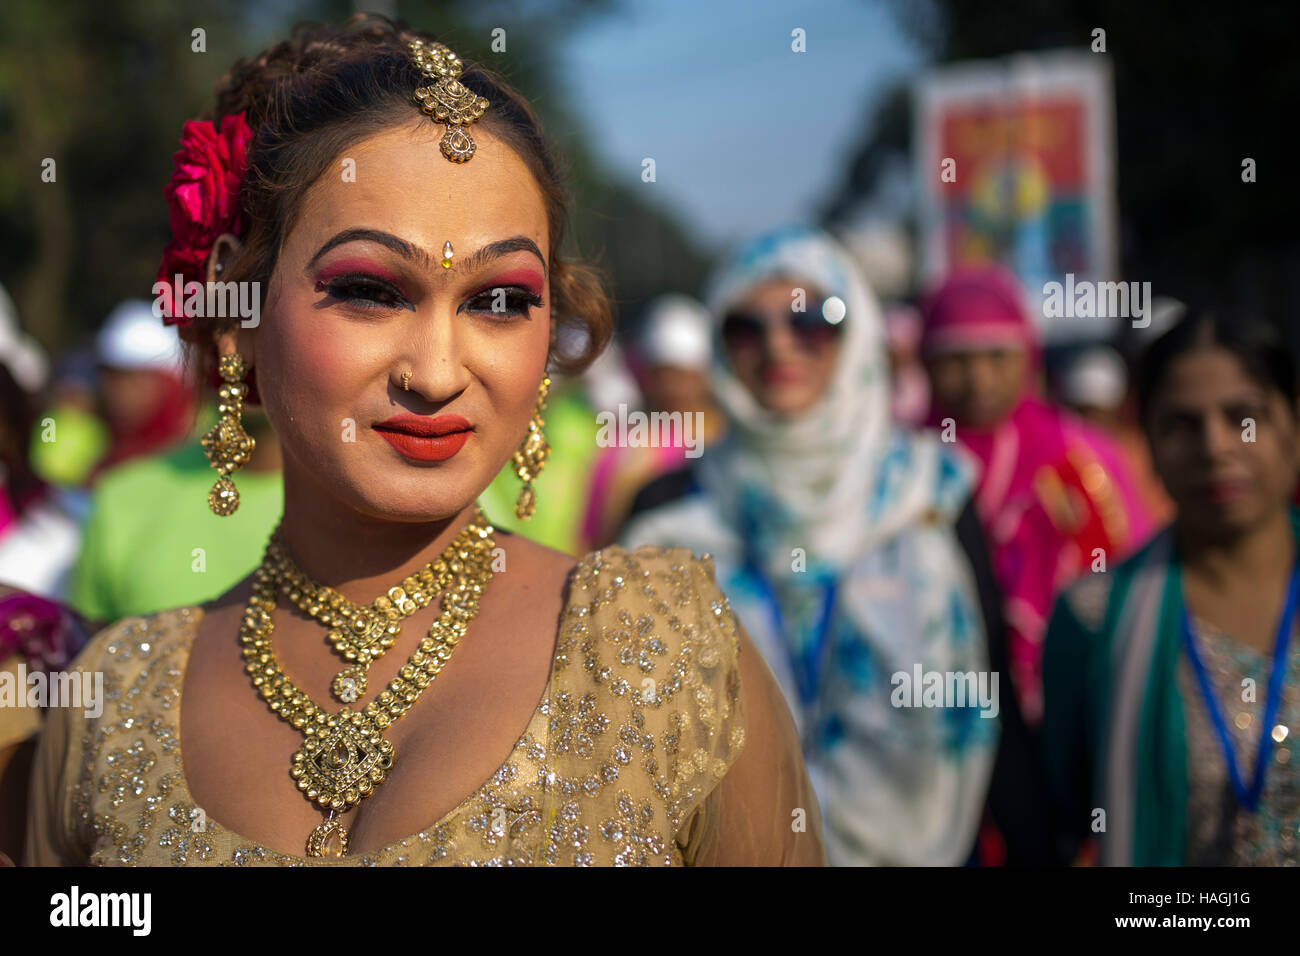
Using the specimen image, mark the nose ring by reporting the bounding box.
[402,371,412,391]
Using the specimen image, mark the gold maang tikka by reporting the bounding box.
[201,352,256,515]
[512,376,551,520]
[408,40,490,163]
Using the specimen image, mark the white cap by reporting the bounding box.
[1061,346,1128,410]
[96,300,185,372]
[0,283,50,391]
[639,294,712,370]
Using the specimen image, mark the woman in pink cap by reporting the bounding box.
[920,266,1155,725]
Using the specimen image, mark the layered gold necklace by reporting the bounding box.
[241,507,496,857]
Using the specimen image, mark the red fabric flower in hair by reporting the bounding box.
[155,112,261,403]
[155,113,252,327]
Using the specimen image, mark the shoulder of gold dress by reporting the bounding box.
[76,605,201,670]
[562,543,740,667]
[551,538,746,791]
[569,545,728,611]
[571,543,714,581]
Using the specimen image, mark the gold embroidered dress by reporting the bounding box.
[24,546,823,866]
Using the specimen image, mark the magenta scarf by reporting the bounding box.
[0,592,86,674]
[920,266,1154,721]
[920,266,1055,529]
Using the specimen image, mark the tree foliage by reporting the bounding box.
[0,0,709,352]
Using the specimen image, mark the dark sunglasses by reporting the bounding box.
[721,301,845,352]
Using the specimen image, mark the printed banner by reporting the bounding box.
[915,51,1118,342]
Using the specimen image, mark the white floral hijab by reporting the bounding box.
[699,226,933,577]
[620,228,996,864]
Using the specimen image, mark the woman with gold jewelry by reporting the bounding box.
[22,14,824,866]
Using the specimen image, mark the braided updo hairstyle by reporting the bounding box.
[179,13,613,398]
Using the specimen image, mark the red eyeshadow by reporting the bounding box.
[478,270,544,297]
[313,258,405,286]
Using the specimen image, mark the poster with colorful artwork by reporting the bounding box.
[915,51,1118,342]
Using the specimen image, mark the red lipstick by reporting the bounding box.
[1204,478,1251,506]
[373,414,472,462]
[762,364,805,385]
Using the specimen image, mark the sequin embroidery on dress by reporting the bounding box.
[1179,616,1300,865]
[58,547,745,866]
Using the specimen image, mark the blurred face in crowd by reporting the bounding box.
[644,364,711,415]
[98,366,173,430]
[887,341,917,378]
[926,345,1029,429]
[1146,345,1300,543]
[722,278,842,417]
[221,120,552,522]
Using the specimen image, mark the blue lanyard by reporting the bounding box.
[736,496,839,706]
[745,558,839,707]
[1179,566,1300,812]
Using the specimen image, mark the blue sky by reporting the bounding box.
[555,0,926,250]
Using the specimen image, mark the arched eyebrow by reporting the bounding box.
[462,236,547,277]
[307,229,546,276]
[308,228,429,269]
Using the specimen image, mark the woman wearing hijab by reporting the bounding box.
[621,226,1004,866]
[920,267,1155,726]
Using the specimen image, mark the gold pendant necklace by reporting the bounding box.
[265,518,481,703]
[240,508,496,858]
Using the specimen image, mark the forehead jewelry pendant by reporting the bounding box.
[441,241,454,269]
[408,40,490,163]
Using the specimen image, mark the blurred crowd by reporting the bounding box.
[2,223,1297,867]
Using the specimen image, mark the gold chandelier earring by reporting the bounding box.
[512,376,551,520]
[201,352,256,516]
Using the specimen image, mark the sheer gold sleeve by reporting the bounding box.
[21,682,85,866]
[673,556,827,866]
[16,618,125,868]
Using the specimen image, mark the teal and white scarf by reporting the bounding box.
[1043,511,1300,865]
[622,227,998,865]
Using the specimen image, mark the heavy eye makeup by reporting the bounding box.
[311,261,544,319]
[313,259,415,312]
[460,270,545,319]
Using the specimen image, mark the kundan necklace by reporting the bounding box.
[265,516,485,704]
[240,507,496,858]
